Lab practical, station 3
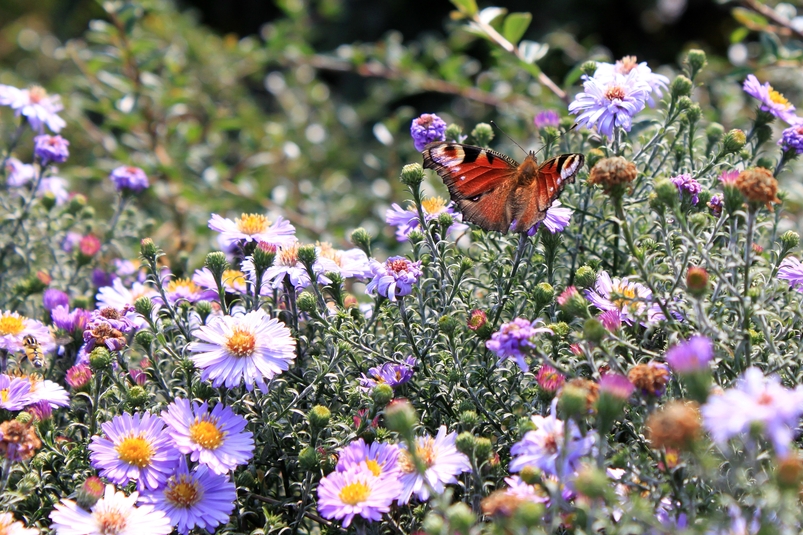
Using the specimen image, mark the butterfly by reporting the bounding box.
[422,142,584,233]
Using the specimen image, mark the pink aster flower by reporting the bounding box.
[534,110,560,129]
[665,335,713,373]
[161,398,254,474]
[187,309,296,393]
[719,169,740,185]
[535,365,565,393]
[569,71,651,136]
[397,426,472,504]
[0,84,66,133]
[317,464,402,527]
[486,318,553,372]
[50,483,172,535]
[743,74,798,124]
[365,256,423,302]
[0,512,38,535]
[4,157,34,187]
[88,412,181,491]
[385,197,468,241]
[0,311,54,353]
[208,213,296,249]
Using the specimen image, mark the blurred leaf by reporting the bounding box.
[519,40,548,64]
[730,26,750,44]
[731,7,768,28]
[478,7,507,25]
[449,0,478,17]
[502,12,532,44]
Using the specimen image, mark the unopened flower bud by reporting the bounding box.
[574,266,596,289]
[471,123,494,147]
[297,244,317,267]
[308,405,331,430]
[455,431,476,455]
[519,465,542,485]
[298,446,320,471]
[422,512,445,535]
[134,296,154,318]
[438,314,458,335]
[195,300,213,321]
[706,123,724,144]
[685,49,707,74]
[533,282,554,309]
[140,238,158,260]
[371,384,394,406]
[722,129,746,154]
[686,266,709,298]
[445,123,463,142]
[76,476,105,510]
[581,60,598,78]
[474,437,492,461]
[400,163,424,188]
[558,384,588,420]
[126,385,148,409]
[134,330,154,349]
[546,322,570,339]
[41,191,57,210]
[350,227,372,256]
[89,347,113,371]
[781,230,800,250]
[252,242,277,272]
[446,502,475,534]
[15,412,32,425]
[586,148,605,169]
[204,252,229,278]
[670,75,692,98]
[459,410,479,428]
[574,465,610,499]
[685,103,702,123]
[67,194,87,215]
[583,318,606,344]
[297,292,317,314]
[384,398,418,435]
[557,286,588,319]
[676,96,693,111]
[653,178,678,209]
[437,211,454,228]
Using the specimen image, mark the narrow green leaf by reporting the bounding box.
[502,12,532,44]
[450,0,478,17]
[730,26,750,44]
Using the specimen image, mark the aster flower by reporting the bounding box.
[592,56,669,107]
[208,213,296,249]
[534,110,560,129]
[80,306,138,357]
[50,483,172,535]
[719,169,740,185]
[43,288,69,311]
[187,308,296,393]
[156,277,216,305]
[52,306,90,336]
[397,426,471,503]
[360,357,417,390]
[25,375,70,408]
[568,71,651,136]
[0,311,54,353]
[701,367,803,455]
[598,372,635,400]
[670,173,702,205]
[410,113,447,152]
[503,475,550,504]
[510,402,596,478]
[4,157,34,187]
[336,438,401,480]
[708,194,723,217]
[665,335,713,373]
[96,279,158,310]
[528,201,573,235]
[113,258,147,284]
[0,512,38,535]
[0,375,32,411]
[628,361,671,397]
[317,464,402,527]
[110,166,149,193]
[743,74,798,124]
[778,256,803,292]
[365,256,423,301]
[28,399,52,421]
[467,309,487,331]
[37,176,70,205]
[0,84,66,133]
[33,134,69,165]
[260,243,334,290]
[385,197,468,241]
[485,318,552,372]
[138,458,236,535]
[161,398,254,474]
[584,271,661,324]
[89,412,180,491]
[779,124,803,154]
[0,419,41,462]
[598,309,622,332]
[316,243,373,280]
[65,363,93,390]
[192,267,249,295]
[535,365,566,393]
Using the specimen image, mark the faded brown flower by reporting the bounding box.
[645,401,701,451]
[587,156,637,195]
[735,167,781,210]
[628,362,670,397]
[0,420,42,462]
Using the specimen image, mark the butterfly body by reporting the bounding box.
[422,142,584,233]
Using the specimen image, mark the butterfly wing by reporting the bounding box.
[509,153,585,233]
[422,142,520,232]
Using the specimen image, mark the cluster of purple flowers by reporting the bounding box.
[485,318,553,372]
[85,400,253,534]
[410,113,447,152]
[670,173,702,205]
[0,373,69,413]
[365,256,423,301]
[360,356,417,390]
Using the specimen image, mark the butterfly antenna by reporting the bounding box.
[489,120,528,157]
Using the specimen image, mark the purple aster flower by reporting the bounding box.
[385,197,467,241]
[701,367,803,455]
[528,201,573,235]
[208,213,297,250]
[317,464,402,527]
[92,268,114,288]
[599,373,635,400]
[665,335,713,373]
[88,412,181,491]
[161,398,254,474]
[27,399,52,421]
[534,110,560,129]
[65,363,92,390]
[336,439,401,480]
[397,426,471,504]
[155,278,216,305]
[360,356,417,390]
[110,165,149,193]
[365,256,423,302]
[778,256,803,292]
[410,113,447,152]
[81,306,138,356]
[592,56,669,107]
[26,376,70,408]
[708,194,723,217]
[598,309,622,332]
[37,176,70,205]
[485,318,553,372]
[187,309,296,393]
[138,457,236,535]
[510,401,596,478]
[670,173,702,205]
[4,157,34,187]
[33,134,69,165]
[584,271,661,324]
[568,71,651,136]
[743,74,798,124]
[779,124,803,154]
[130,368,147,386]
[0,375,32,411]
[0,85,66,133]
[43,289,69,311]
[52,306,90,335]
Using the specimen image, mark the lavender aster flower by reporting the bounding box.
[33,134,69,165]
[528,201,573,235]
[0,85,66,133]
[4,158,34,187]
[37,176,70,205]
[360,356,417,390]
[365,256,423,301]
[385,197,467,241]
[568,71,651,136]
[486,318,552,372]
[410,113,447,152]
[317,464,402,527]
[89,412,181,491]
[26,375,70,408]
[708,194,723,217]
[743,74,798,124]
[52,306,90,335]
[778,256,803,292]
[665,335,713,373]
[670,173,702,205]
[534,110,560,129]
[397,426,471,503]
[161,398,254,474]
[43,289,69,311]
[110,166,149,193]
[779,124,803,154]
[0,375,32,411]
[0,311,54,353]
[261,243,335,290]
[592,56,669,107]
[336,439,401,480]
[585,271,661,324]
[208,213,296,249]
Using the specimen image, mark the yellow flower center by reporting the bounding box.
[189,419,225,450]
[769,88,791,109]
[222,270,246,287]
[235,213,270,235]
[115,434,154,468]
[611,283,638,310]
[365,459,382,477]
[226,327,256,357]
[0,390,9,404]
[419,197,447,215]
[167,279,201,294]
[93,509,128,535]
[317,242,343,266]
[605,85,626,101]
[615,56,638,74]
[399,437,436,474]
[28,86,47,104]
[0,315,25,336]
[338,481,371,505]
[165,476,203,507]
[278,243,300,266]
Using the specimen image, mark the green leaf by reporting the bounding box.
[731,7,768,28]
[450,0,478,17]
[730,26,750,44]
[502,12,532,44]
[519,40,548,64]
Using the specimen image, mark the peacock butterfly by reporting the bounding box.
[422,142,584,233]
